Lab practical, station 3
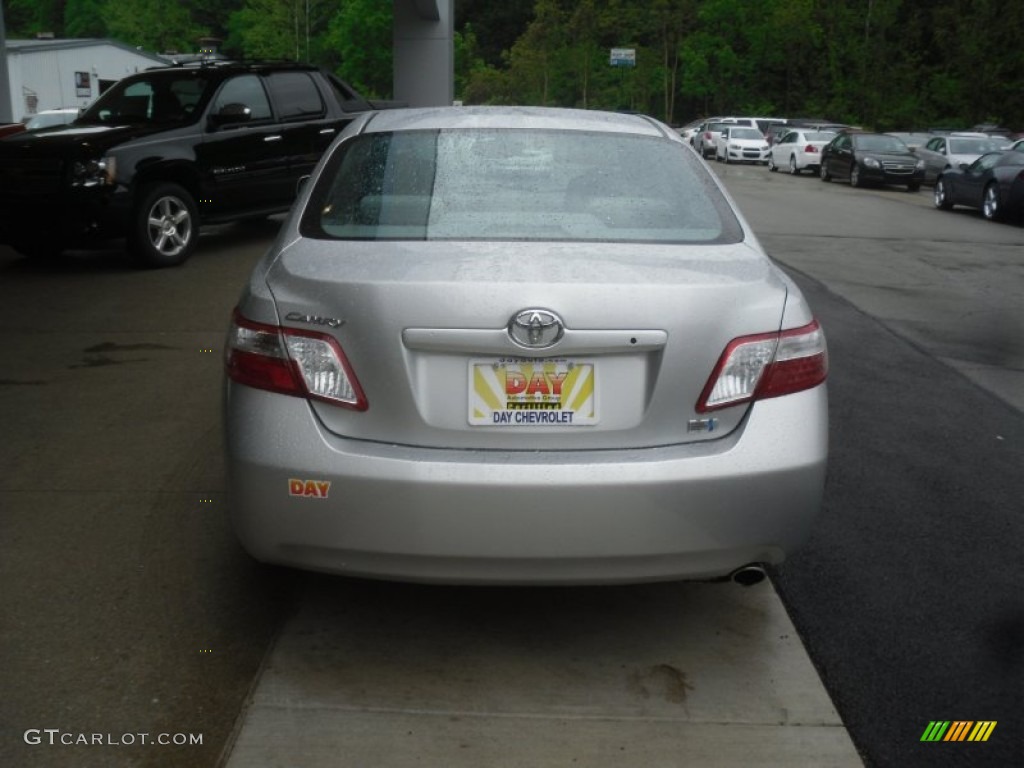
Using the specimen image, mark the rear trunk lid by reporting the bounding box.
[265,238,787,450]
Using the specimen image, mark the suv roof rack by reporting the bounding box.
[151,58,316,72]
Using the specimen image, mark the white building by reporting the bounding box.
[4,38,167,121]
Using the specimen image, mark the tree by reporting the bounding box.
[102,0,202,53]
[64,0,107,38]
[321,0,393,97]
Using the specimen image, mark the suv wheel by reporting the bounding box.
[129,183,198,267]
[820,161,832,182]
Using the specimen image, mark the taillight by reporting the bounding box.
[226,308,368,410]
[696,320,827,412]
[804,144,819,153]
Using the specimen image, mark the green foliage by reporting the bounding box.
[102,0,203,53]
[64,0,107,38]
[322,0,393,98]
[459,0,1024,129]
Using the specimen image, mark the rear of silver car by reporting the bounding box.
[224,108,828,585]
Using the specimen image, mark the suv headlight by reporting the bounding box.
[71,157,116,188]
[915,159,925,170]
[862,157,881,169]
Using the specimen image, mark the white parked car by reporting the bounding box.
[768,129,837,175]
[676,118,704,145]
[715,126,770,164]
[23,108,79,131]
[693,118,728,158]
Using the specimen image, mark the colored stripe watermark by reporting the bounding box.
[920,721,997,742]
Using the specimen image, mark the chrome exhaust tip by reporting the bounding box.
[730,564,767,587]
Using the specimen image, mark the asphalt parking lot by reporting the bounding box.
[1,159,1021,768]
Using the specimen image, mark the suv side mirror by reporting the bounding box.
[208,103,252,129]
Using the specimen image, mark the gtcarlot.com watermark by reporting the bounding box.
[24,729,203,747]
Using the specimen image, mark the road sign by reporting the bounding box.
[610,48,635,67]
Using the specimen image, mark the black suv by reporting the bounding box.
[0,61,394,266]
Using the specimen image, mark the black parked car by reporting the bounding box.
[933,150,1024,223]
[0,60,396,267]
[819,131,925,192]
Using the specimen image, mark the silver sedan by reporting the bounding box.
[224,106,829,586]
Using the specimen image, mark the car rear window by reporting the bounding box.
[948,138,1003,155]
[301,129,742,244]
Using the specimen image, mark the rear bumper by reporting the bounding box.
[224,384,828,585]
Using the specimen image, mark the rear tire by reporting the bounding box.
[789,155,799,175]
[128,182,198,268]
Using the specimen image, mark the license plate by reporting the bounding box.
[469,358,597,426]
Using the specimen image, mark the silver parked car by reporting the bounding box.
[914,133,1006,183]
[224,106,829,586]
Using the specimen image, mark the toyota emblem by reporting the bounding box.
[508,309,564,348]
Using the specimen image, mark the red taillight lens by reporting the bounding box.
[804,144,819,153]
[696,320,827,412]
[226,308,368,410]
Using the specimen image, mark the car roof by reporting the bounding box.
[361,106,667,137]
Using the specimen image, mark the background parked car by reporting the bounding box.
[676,117,704,145]
[0,61,395,266]
[970,124,1015,142]
[751,117,786,141]
[0,122,26,139]
[768,129,837,175]
[766,123,791,146]
[885,132,933,152]
[1007,138,1024,152]
[694,119,728,158]
[820,132,924,191]
[715,125,770,164]
[933,150,1024,222]
[914,133,1006,183]
[23,108,80,131]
